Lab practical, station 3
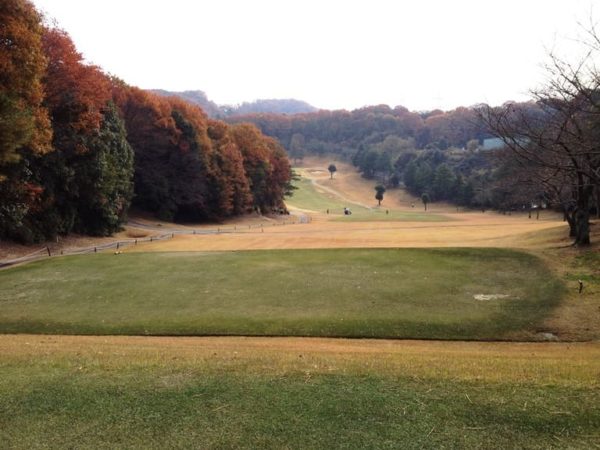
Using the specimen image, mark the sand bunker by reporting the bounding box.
[474,294,511,301]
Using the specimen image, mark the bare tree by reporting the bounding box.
[480,24,600,246]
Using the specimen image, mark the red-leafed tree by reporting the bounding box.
[231,123,291,212]
[42,27,112,138]
[207,120,253,215]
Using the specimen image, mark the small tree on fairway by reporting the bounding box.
[328,164,337,179]
[375,184,386,206]
[421,192,430,211]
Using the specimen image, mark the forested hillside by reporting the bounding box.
[0,0,292,243]
[227,105,500,208]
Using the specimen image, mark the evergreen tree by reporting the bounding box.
[375,184,386,206]
[75,103,134,235]
[328,163,337,179]
[432,163,456,200]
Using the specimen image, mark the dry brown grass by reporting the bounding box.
[125,213,566,253]
[2,334,599,384]
[125,229,150,238]
[125,157,567,253]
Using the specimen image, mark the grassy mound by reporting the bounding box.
[0,248,563,339]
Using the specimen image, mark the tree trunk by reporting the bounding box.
[564,208,577,238]
[596,184,600,219]
[573,185,592,246]
[575,207,591,246]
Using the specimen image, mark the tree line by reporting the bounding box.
[0,0,292,243]
[232,86,599,245]
[228,104,491,161]
[230,103,513,209]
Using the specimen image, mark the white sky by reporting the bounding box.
[32,0,595,111]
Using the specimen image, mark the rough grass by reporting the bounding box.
[1,335,599,449]
[0,248,563,339]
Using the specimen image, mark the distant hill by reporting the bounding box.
[150,90,317,117]
[150,90,222,117]
[225,99,318,116]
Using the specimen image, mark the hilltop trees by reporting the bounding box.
[229,105,490,161]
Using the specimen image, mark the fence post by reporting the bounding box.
[46,247,51,257]
[94,247,97,253]
[117,242,120,250]
[135,239,137,245]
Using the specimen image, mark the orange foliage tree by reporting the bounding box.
[0,0,51,166]
[42,27,112,139]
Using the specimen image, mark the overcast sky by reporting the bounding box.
[32,0,594,111]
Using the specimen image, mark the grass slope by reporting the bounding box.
[1,335,599,449]
[0,248,563,339]
[286,176,369,213]
[287,175,447,221]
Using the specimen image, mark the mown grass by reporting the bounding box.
[286,176,369,213]
[287,176,447,221]
[332,208,449,222]
[0,248,563,339]
[0,335,599,449]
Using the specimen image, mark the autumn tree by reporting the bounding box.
[34,27,130,236]
[231,123,291,213]
[1,2,293,241]
[207,120,253,215]
[1,25,135,241]
[0,0,51,168]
